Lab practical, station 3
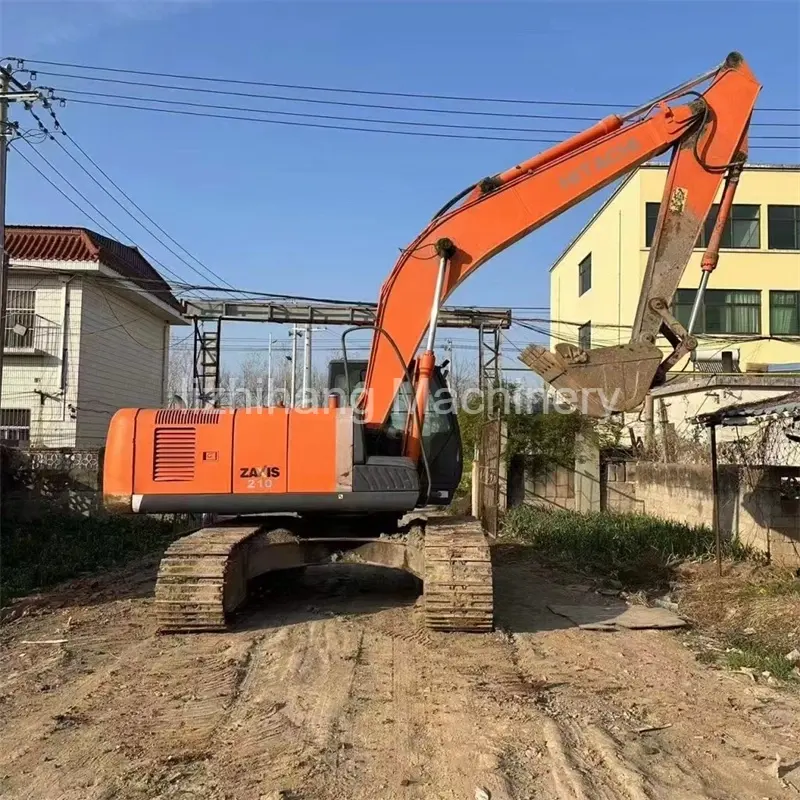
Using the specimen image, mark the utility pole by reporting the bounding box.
[267,332,273,406]
[0,67,38,408]
[301,323,312,407]
[0,66,10,409]
[289,324,298,407]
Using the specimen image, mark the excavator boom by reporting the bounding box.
[361,52,760,425]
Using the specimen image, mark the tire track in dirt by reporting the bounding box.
[4,555,800,800]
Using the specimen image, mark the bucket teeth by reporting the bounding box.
[519,342,664,416]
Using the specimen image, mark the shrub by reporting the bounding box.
[1,509,176,605]
[501,505,718,586]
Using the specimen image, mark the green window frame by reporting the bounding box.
[768,205,800,250]
[646,203,760,248]
[770,291,800,335]
[674,289,761,334]
[578,253,591,296]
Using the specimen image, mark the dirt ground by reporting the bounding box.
[2,540,800,800]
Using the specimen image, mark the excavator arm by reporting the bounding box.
[361,52,760,432]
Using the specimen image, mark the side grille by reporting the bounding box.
[153,427,197,482]
[155,409,224,425]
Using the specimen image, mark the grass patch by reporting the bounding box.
[724,637,798,681]
[1,508,178,606]
[739,578,800,599]
[500,505,723,588]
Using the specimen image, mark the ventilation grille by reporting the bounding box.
[155,409,224,425]
[153,427,197,482]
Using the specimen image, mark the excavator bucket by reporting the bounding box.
[519,341,664,417]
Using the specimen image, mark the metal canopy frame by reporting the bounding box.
[186,299,512,408]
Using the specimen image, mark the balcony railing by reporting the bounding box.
[3,313,61,354]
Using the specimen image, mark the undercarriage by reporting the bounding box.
[155,517,494,634]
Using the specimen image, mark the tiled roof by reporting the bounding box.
[6,226,183,312]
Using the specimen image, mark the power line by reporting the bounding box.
[52,97,800,151]
[34,127,222,293]
[51,98,579,144]
[38,71,604,122]
[56,129,237,291]
[16,98,230,296]
[52,89,587,136]
[49,89,800,141]
[19,58,800,113]
[4,65,232,297]
[34,71,800,129]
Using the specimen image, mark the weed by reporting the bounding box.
[740,578,800,599]
[500,505,723,587]
[724,637,798,681]
[1,509,177,606]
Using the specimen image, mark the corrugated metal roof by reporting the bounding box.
[6,226,182,312]
[695,389,800,426]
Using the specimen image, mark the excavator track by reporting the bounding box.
[154,519,494,634]
[422,521,494,633]
[155,526,258,633]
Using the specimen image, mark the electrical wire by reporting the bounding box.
[39,131,222,294]
[52,89,588,136]
[10,142,186,287]
[50,97,799,151]
[48,88,800,141]
[18,58,800,113]
[5,64,230,296]
[54,130,236,292]
[52,98,585,144]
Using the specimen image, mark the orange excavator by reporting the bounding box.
[104,53,760,633]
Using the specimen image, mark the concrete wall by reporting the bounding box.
[508,433,601,513]
[634,461,799,565]
[635,462,717,528]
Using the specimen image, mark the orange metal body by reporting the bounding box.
[104,408,343,508]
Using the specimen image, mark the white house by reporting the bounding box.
[2,226,188,448]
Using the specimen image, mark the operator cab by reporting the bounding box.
[326,359,463,506]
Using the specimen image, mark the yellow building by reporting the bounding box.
[549,163,800,371]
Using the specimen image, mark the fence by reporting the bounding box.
[1,446,104,517]
[476,417,506,535]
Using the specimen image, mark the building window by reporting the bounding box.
[0,409,31,444]
[770,291,800,335]
[578,321,591,350]
[645,202,660,247]
[674,289,761,334]
[646,203,760,248]
[4,289,36,349]
[768,205,800,250]
[578,253,591,296]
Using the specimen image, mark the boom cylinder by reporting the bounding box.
[404,242,452,464]
[469,115,623,201]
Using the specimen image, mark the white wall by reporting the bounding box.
[75,280,170,447]
[1,272,82,447]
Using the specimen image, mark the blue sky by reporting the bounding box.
[3,0,799,371]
